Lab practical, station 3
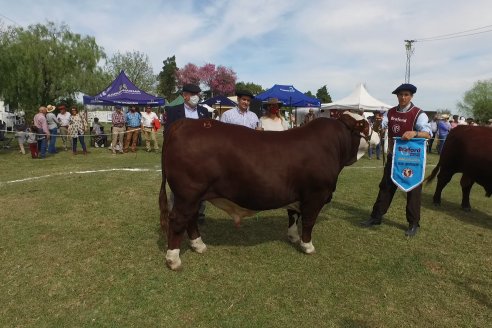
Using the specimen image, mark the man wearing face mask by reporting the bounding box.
[164,83,209,131]
[164,83,210,223]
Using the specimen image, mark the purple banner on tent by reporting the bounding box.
[83,70,164,106]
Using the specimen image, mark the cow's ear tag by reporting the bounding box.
[203,121,212,128]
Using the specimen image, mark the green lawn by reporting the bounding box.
[0,141,491,328]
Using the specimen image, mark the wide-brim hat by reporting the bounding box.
[262,98,283,108]
[182,83,201,93]
[392,83,417,95]
[440,114,449,119]
[46,104,56,112]
[235,89,254,98]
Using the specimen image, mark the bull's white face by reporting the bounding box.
[356,124,381,160]
[343,112,374,161]
[357,137,369,160]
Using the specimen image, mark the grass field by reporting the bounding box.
[0,139,491,328]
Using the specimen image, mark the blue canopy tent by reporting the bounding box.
[201,95,237,107]
[255,84,320,107]
[255,84,320,126]
[83,70,165,106]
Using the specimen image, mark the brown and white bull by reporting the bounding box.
[159,113,372,270]
[426,125,492,211]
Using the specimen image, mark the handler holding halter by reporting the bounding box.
[361,83,432,237]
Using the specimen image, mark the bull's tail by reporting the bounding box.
[159,144,169,233]
[425,161,441,185]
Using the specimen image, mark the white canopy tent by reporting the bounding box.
[322,83,392,114]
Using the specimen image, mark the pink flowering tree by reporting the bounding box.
[199,63,216,90]
[176,62,237,96]
[176,63,201,86]
[210,66,237,96]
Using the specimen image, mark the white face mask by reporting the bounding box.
[189,95,200,107]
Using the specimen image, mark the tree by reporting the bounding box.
[0,21,106,118]
[157,55,178,100]
[199,63,216,90]
[106,50,156,94]
[304,91,314,97]
[235,81,264,96]
[176,63,237,97]
[176,63,201,86]
[316,85,332,103]
[457,79,492,123]
[209,66,236,96]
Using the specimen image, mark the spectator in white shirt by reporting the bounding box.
[141,105,159,152]
[56,105,71,151]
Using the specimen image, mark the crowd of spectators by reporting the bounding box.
[10,103,162,158]
[6,92,492,160]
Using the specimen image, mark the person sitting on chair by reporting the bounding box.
[92,118,106,148]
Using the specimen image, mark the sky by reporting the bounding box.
[1,0,491,113]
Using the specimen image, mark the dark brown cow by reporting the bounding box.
[159,113,370,270]
[426,126,492,211]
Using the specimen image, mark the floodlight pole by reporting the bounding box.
[404,40,415,83]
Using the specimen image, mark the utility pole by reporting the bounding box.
[404,40,415,83]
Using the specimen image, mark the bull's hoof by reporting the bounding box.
[300,241,316,254]
[189,237,207,254]
[165,249,182,271]
[461,207,471,212]
[288,234,300,244]
[287,225,300,243]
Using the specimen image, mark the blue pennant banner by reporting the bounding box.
[391,137,427,192]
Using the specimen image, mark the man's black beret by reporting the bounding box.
[182,83,201,93]
[235,89,254,98]
[392,83,417,95]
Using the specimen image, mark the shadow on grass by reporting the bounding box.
[156,214,295,251]
[451,276,492,309]
[339,318,372,328]
[421,193,492,230]
[329,200,408,231]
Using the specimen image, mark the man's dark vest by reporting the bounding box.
[387,104,422,154]
[387,104,422,139]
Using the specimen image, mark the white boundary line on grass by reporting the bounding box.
[0,165,436,186]
[0,168,160,186]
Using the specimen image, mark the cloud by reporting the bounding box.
[1,0,492,113]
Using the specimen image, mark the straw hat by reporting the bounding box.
[263,98,283,108]
[46,104,56,112]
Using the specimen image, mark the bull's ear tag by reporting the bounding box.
[203,121,212,128]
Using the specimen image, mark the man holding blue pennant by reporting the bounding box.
[361,83,432,237]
